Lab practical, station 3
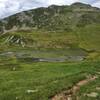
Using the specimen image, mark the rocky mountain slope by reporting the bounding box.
[0,2,100,34]
[0,2,100,52]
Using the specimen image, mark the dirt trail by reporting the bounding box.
[51,76,98,100]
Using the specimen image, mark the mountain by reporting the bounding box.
[0,2,100,34]
[0,2,100,52]
[0,3,100,100]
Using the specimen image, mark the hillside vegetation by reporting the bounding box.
[0,3,100,33]
[0,2,100,100]
[0,3,100,53]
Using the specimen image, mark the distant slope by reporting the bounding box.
[0,2,100,33]
[0,24,100,52]
[0,3,100,53]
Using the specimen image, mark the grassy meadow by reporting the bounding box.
[0,59,100,100]
[0,24,100,100]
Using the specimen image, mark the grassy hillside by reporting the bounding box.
[0,24,100,52]
[0,58,100,100]
[0,2,100,100]
[0,3,100,54]
[0,23,100,100]
[0,24,100,61]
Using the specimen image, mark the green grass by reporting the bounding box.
[0,22,100,100]
[76,24,100,50]
[0,30,78,49]
[76,78,100,100]
[0,24,100,52]
[0,59,100,100]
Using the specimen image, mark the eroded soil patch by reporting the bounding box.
[51,75,98,100]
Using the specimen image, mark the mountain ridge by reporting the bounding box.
[0,2,100,34]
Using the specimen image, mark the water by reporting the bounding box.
[0,48,88,62]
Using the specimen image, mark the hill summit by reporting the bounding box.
[0,2,100,34]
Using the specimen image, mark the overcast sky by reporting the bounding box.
[0,0,100,19]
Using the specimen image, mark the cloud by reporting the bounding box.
[92,1,100,8]
[0,0,47,18]
[0,0,100,19]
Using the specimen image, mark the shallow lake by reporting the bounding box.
[0,48,88,62]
